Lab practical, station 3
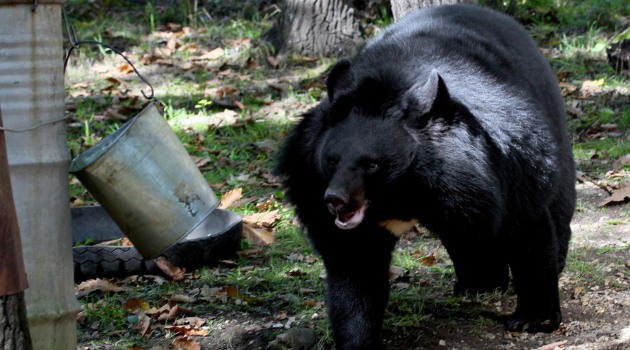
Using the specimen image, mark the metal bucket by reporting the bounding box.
[0,2,79,350]
[70,102,220,258]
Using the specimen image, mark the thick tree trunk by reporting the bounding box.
[269,0,363,57]
[390,0,466,20]
[0,110,32,350]
[0,293,32,350]
[0,112,28,298]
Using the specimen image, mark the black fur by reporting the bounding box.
[276,4,575,349]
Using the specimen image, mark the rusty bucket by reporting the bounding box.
[70,102,219,258]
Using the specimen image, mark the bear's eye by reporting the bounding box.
[326,157,339,167]
[365,162,380,174]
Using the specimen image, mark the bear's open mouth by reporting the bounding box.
[334,203,368,230]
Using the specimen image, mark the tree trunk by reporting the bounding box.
[0,110,32,350]
[0,293,32,350]
[390,0,466,21]
[268,0,363,57]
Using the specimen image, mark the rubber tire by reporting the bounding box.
[72,206,242,282]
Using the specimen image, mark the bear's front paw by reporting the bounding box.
[507,311,561,333]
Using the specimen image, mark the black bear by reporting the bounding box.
[276,4,575,349]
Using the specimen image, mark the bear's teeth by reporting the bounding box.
[334,204,368,230]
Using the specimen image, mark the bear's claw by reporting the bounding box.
[507,312,561,333]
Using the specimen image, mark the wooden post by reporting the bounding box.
[0,107,32,350]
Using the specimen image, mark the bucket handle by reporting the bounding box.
[62,10,154,100]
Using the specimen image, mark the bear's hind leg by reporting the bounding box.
[507,209,562,333]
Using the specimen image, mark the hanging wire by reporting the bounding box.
[0,116,69,132]
[2,10,156,133]
[63,9,154,100]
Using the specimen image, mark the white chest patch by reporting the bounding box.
[378,219,418,237]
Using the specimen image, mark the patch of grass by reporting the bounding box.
[504,0,630,29]
[79,294,129,332]
[573,138,630,161]
[559,26,609,60]
[384,290,429,335]
[565,251,607,285]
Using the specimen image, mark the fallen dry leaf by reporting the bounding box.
[105,108,128,121]
[192,47,224,60]
[389,265,406,280]
[172,336,201,350]
[76,278,123,294]
[420,251,439,266]
[166,35,179,50]
[174,317,206,327]
[302,299,318,307]
[599,186,630,207]
[190,155,211,168]
[104,76,123,86]
[237,248,264,257]
[215,85,239,99]
[127,345,147,350]
[604,169,628,180]
[573,286,584,299]
[253,139,276,153]
[393,282,410,289]
[124,298,152,313]
[242,222,275,246]
[154,257,186,281]
[581,79,604,97]
[117,63,134,74]
[198,285,257,304]
[243,210,278,228]
[164,325,209,336]
[267,55,280,68]
[614,154,630,169]
[218,187,242,209]
[154,301,192,321]
[138,312,152,337]
[170,294,197,304]
[535,340,568,350]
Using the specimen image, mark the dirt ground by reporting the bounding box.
[172,182,629,350]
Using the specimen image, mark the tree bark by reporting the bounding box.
[0,110,32,350]
[0,294,32,350]
[269,0,363,57]
[390,0,466,21]
[0,111,28,298]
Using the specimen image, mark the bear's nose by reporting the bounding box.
[324,189,347,213]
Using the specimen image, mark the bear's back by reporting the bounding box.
[357,4,567,156]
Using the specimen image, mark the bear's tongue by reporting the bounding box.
[335,204,368,230]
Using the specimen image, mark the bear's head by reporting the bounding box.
[317,58,453,231]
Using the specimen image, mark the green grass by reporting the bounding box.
[574,138,630,161]
[565,251,607,285]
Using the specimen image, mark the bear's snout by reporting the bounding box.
[324,188,369,230]
[324,189,348,214]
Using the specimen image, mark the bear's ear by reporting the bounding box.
[327,58,354,102]
[405,69,451,121]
